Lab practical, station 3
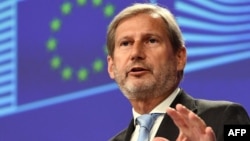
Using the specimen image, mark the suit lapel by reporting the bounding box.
[155,89,198,140]
[124,119,135,141]
[155,113,179,140]
[122,89,198,141]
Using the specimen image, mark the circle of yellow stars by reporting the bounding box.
[46,0,115,82]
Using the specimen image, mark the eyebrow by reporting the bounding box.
[116,32,162,40]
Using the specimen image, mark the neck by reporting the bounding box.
[129,93,169,114]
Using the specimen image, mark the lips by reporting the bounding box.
[127,66,149,76]
[130,67,146,72]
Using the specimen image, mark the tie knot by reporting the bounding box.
[136,113,161,131]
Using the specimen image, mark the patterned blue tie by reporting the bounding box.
[136,113,160,141]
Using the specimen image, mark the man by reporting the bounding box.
[106,3,250,141]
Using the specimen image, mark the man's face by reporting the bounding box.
[107,13,186,100]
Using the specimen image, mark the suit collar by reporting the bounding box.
[155,89,197,140]
[170,89,197,111]
[124,89,197,141]
[124,118,135,141]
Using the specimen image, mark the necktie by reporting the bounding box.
[136,113,160,141]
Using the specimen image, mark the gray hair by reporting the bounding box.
[106,3,185,57]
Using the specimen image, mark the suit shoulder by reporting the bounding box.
[108,129,127,141]
[196,99,236,107]
[196,98,245,110]
[195,99,250,124]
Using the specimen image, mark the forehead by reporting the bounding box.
[115,13,167,38]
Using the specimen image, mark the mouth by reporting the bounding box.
[128,66,149,76]
[130,67,147,72]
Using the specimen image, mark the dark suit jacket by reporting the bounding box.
[109,89,250,141]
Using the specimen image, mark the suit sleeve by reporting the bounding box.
[215,103,250,141]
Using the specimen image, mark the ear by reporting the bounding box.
[176,46,187,71]
[107,55,115,79]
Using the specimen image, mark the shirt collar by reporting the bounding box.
[132,87,180,123]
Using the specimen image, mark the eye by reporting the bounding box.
[120,41,131,47]
[147,37,159,44]
[149,38,158,43]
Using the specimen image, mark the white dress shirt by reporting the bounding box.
[130,88,180,141]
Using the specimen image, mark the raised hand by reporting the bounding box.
[167,104,216,141]
[153,104,216,141]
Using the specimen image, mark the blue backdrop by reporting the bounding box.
[0,0,249,140]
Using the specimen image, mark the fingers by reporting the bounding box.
[205,126,216,140]
[167,106,188,132]
[176,104,206,132]
[166,104,214,140]
[156,104,216,141]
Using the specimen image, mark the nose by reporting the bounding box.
[130,42,146,61]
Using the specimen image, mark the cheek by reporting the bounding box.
[113,62,124,74]
[158,56,178,71]
[113,55,127,70]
